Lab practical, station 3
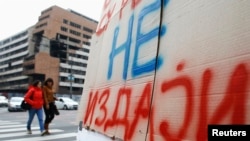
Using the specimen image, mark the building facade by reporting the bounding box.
[0,5,98,98]
[0,27,35,96]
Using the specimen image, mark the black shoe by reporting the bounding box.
[54,109,60,115]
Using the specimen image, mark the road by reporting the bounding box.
[0,107,79,141]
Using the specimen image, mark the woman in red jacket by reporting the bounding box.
[24,80,46,136]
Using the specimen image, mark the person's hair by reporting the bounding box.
[44,78,54,86]
[32,80,41,87]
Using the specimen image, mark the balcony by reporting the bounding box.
[22,69,35,75]
[22,59,35,66]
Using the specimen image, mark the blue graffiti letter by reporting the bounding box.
[108,15,134,80]
[132,0,164,77]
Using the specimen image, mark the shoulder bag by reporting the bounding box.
[21,91,33,110]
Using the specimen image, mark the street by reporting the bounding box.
[0,107,79,141]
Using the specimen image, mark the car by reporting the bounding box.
[54,99,64,110]
[8,97,25,112]
[0,96,8,107]
[55,97,78,110]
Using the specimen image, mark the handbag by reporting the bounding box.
[53,103,60,115]
[21,91,34,110]
[21,100,31,110]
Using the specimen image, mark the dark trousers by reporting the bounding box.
[44,102,55,124]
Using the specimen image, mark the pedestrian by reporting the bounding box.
[42,78,58,135]
[24,80,46,136]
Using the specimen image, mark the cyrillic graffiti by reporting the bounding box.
[83,63,249,141]
[108,0,167,80]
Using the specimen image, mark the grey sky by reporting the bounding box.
[0,0,105,40]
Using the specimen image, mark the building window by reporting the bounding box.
[11,31,27,41]
[70,21,81,29]
[69,30,81,36]
[83,27,93,33]
[82,41,90,46]
[36,22,47,29]
[83,48,89,53]
[63,19,68,24]
[2,39,10,45]
[61,26,68,32]
[83,34,91,39]
[82,55,88,60]
[39,15,50,21]
[69,37,81,44]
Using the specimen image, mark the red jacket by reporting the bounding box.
[24,86,44,109]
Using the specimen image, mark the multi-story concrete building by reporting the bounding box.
[0,27,35,96]
[0,5,98,98]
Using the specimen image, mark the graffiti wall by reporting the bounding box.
[77,0,250,140]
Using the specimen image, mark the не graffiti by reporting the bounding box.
[83,63,249,141]
[107,0,166,80]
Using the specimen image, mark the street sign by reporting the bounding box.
[68,74,75,81]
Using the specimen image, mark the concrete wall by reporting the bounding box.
[35,52,60,91]
[77,0,250,140]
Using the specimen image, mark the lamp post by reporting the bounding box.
[68,53,75,99]
[69,61,74,99]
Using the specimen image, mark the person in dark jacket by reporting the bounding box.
[42,78,58,135]
[24,80,46,136]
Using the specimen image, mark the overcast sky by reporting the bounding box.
[0,0,105,40]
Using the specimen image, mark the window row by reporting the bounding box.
[83,27,93,33]
[60,67,86,75]
[0,31,28,46]
[63,19,94,33]
[70,29,81,36]
[59,77,85,84]
[70,53,88,61]
[60,26,92,40]
[39,15,50,21]
[0,54,26,67]
[0,64,22,73]
[82,48,90,53]
[0,75,27,88]
[36,22,47,29]
[83,41,90,46]
[70,21,81,29]
[0,39,28,53]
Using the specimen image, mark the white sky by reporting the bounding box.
[0,0,105,40]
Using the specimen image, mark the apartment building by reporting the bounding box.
[0,5,98,98]
[0,27,35,95]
